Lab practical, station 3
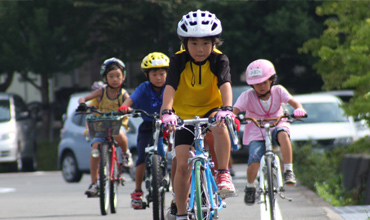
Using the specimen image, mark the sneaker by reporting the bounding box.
[216,171,235,196]
[131,190,143,209]
[166,200,177,220]
[284,170,296,186]
[85,183,99,197]
[244,187,256,205]
[122,151,134,168]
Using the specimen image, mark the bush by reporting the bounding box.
[293,137,370,206]
[37,139,60,171]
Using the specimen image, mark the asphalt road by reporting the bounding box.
[0,164,365,220]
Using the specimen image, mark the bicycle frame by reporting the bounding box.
[257,123,284,197]
[103,136,123,184]
[177,116,238,220]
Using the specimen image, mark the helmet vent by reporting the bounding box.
[211,23,218,31]
[202,21,209,25]
[190,21,197,26]
[181,24,188,32]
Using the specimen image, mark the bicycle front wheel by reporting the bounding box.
[151,154,165,220]
[110,148,119,214]
[99,143,110,216]
[266,156,276,220]
[194,161,211,220]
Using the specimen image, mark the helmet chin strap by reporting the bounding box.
[149,82,164,90]
[107,84,121,89]
[257,90,271,98]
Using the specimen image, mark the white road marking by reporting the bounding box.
[0,187,16,193]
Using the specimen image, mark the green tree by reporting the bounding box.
[204,1,324,93]
[0,0,94,139]
[300,1,370,122]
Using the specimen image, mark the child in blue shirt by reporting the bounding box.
[119,52,169,209]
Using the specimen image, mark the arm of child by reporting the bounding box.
[233,107,240,115]
[119,97,133,113]
[219,82,233,108]
[161,85,176,114]
[78,89,102,104]
[161,85,177,131]
[288,98,306,117]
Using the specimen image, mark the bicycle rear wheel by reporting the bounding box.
[110,149,119,214]
[194,161,211,220]
[151,154,165,220]
[266,156,276,220]
[99,143,110,215]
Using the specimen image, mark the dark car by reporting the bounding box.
[0,93,38,172]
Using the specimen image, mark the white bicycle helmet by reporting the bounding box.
[100,57,126,77]
[177,9,222,38]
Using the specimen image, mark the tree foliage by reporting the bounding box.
[0,0,94,139]
[300,1,370,122]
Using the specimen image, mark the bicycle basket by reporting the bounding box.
[87,116,123,138]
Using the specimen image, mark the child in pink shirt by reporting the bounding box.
[233,59,306,205]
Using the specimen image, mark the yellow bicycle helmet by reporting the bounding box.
[141,52,170,72]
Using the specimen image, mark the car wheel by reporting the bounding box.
[9,148,23,172]
[61,152,83,182]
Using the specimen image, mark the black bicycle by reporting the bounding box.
[126,109,170,220]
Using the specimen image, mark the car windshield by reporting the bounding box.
[286,102,348,123]
[0,100,11,122]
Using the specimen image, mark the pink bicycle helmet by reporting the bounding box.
[177,9,222,38]
[246,59,276,85]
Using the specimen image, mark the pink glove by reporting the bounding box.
[162,113,178,126]
[294,108,306,117]
[216,110,235,121]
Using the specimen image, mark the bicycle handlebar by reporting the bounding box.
[174,114,240,151]
[237,113,308,128]
[76,105,124,117]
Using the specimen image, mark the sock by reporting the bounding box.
[246,182,254,188]
[284,163,293,173]
[176,214,188,220]
[217,169,228,174]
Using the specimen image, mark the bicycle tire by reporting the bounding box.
[194,161,212,220]
[110,148,119,214]
[99,143,110,215]
[151,154,165,220]
[266,156,276,220]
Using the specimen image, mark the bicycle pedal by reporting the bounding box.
[86,192,99,198]
[218,191,238,199]
[285,183,295,187]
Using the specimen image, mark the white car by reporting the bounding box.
[0,93,38,172]
[285,94,370,150]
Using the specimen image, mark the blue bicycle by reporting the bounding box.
[175,115,239,220]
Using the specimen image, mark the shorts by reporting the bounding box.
[248,127,289,165]
[174,108,219,147]
[90,127,127,146]
[136,121,154,167]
